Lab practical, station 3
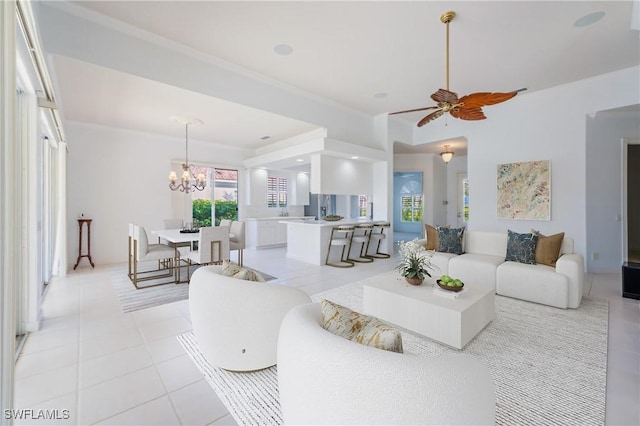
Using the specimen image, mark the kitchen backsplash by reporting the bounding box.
[241,204,305,219]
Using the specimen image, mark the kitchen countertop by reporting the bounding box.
[279,218,379,227]
[245,216,316,221]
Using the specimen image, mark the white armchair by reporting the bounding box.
[278,303,496,425]
[189,265,311,371]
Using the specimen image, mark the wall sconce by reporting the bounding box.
[440,144,454,164]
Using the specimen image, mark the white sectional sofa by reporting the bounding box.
[417,230,584,309]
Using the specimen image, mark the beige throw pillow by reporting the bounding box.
[535,232,565,267]
[233,267,265,282]
[424,224,439,251]
[320,299,403,353]
[220,260,242,277]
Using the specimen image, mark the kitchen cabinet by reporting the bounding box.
[246,219,288,248]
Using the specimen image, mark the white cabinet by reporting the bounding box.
[246,220,288,248]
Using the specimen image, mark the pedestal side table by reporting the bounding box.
[74,218,95,269]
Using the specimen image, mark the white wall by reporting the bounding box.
[66,122,246,265]
[413,66,640,263]
[310,154,373,195]
[586,111,640,273]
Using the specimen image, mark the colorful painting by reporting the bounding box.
[497,160,550,220]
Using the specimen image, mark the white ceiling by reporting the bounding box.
[44,1,639,150]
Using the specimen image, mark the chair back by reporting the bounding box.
[219,219,232,228]
[164,218,184,229]
[133,225,150,260]
[230,221,245,248]
[199,226,230,263]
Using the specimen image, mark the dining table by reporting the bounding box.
[151,228,234,283]
[151,229,201,283]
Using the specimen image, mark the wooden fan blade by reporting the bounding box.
[389,105,439,115]
[417,109,445,127]
[450,106,486,121]
[430,88,459,104]
[458,91,518,108]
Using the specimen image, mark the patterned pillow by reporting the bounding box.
[535,232,565,267]
[424,224,439,250]
[220,261,242,277]
[505,230,539,264]
[233,267,265,282]
[437,226,465,254]
[320,300,403,353]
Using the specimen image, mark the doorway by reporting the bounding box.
[623,139,640,263]
[393,172,423,243]
[456,173,469,228]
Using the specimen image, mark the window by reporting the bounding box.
[463,178,470,222]
[267,176,287,208]
[401,195,423,222]
[358,195,368,217]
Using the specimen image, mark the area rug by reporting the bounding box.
[110,264,277,313]
[179,279,608,425]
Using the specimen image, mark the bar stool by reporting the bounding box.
[348,224,374,263]
[325,225,355,268]
[367,221,391,258]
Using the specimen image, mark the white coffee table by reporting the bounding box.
[363,271,495,349]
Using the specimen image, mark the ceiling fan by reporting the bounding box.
[389,11,526,127]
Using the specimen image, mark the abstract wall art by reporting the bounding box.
[497,160,550,220]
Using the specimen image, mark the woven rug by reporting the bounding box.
[110,263,276,313]
[179,279,609,425]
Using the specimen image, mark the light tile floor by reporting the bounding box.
[13,247,640,425]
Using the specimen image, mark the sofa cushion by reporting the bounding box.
[496,262,569,308]
[321,299,403,353]
[505,230,538,264]
[448,253,505,290]
[437,227,465,255]
[535,232,565,267]
[424,224,439,250]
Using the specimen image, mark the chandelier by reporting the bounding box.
[169,117,206,193]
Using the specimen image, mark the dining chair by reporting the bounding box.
[185,226,230,280]
[229,220,246,266]
[219,219,232,228]
[132,225,176,289]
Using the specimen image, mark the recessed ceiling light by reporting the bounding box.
[296,158,304,162]
[351,156,359,160]
[260,135,271,140]
[273,44,293,56]
[373,92,388,99]
[574,11,605,27]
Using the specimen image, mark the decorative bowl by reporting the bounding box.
[322,215,344,221]
[437,279,465,292]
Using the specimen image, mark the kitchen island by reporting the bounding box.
[280,218,387,265]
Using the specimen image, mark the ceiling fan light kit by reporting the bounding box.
[440,144,454,163]
[389,11,526,127]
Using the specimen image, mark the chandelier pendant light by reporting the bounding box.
[169,117,206,193]
[440,144,454,164]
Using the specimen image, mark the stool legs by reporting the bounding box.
[325,227,355,268]
[348,227,374,263]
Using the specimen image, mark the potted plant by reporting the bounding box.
[396,240,435,285]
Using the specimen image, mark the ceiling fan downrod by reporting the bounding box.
[440,11,456,92]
